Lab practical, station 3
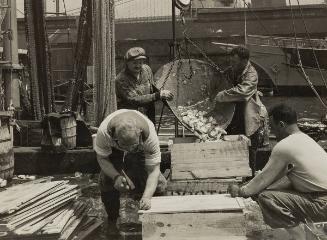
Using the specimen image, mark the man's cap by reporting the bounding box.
[124,47,147,61]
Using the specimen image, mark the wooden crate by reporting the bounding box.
[166,178,242,195]
[170,135,251,180]
[13,120,42,147]
[139,194,247,240]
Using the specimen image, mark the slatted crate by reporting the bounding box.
[139,194,247,240]
[170,135,252,180]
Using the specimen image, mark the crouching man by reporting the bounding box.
[228,104,327,240]
[94,109,167,223]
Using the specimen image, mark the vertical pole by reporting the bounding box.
[43,0,47,13]
[172,0,176,59]
[56,0,60,16]
[172,0,179,137]
[3,0,20,109]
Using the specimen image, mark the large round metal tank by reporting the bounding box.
[154,59,235,130]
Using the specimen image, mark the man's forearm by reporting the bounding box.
[96,154,120,179]
[142,166,160,199]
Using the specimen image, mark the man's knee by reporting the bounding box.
[258,190,277,207]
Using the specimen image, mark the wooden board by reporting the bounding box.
[139,194,244,214]
[171,137,251,180]
[166,178,242,195]
[140,205,247,240]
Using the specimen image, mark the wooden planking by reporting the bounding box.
[170,137,250,180]
[139,195,244,214]
[167,178,241,193]
[171,149,248,164]
[190,168,251,179]
[171,167,251,180]
[141,212,246,240]
[172,160,249,169]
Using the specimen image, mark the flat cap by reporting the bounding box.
[124,47,147,61]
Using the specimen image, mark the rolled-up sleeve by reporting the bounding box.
[94,129,112,157]
[143,127,161,166]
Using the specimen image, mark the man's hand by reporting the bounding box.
[139,197,151,210]
[215,91,224,102]
[227,183,241,198]
[160,90,174,101]
[113,175,130,192]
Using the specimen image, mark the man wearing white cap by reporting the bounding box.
[116,47,173,124]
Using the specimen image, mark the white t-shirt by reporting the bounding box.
[272,132,327,192]
[244,132,327,195]
[94,109,161,166]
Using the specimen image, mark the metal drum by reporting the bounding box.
[154,59,235,132]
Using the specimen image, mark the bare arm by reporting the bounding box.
[96,154,120,179]
[142,163,160,199]
[241,153,288,197]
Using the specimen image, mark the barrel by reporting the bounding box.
[60,116,77,149]
[0,124,14,180]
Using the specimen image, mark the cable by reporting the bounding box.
[295,0,327,89]
[288,0,327,109]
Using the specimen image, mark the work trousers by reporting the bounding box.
[100,149,166,221]
[257,190,327,228]
[226,103,267,176]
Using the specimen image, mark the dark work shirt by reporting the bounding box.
[115,64,160,122]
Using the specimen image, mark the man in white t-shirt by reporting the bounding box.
[228,104,327,239]
[94,109,166,223]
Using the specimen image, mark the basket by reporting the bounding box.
[60,116,77,149]
[0,125,14,180]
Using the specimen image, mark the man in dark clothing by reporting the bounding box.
[116,47,173,124]
[214,46,269,174]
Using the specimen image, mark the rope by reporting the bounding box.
[295,0,327,90]
[288,0,327,109]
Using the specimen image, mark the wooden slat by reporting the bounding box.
[141,212,246,240]
[171,168,251,180]
[170,137,250,180]
[166,178,241,193]
[139,195,244,214]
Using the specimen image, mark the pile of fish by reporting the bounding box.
[298,118,327,141]
[178,107,227,142]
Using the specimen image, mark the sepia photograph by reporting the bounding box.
[0,0,326,239]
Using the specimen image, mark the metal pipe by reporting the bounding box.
[172,0,179,137]
[56,0,60,16]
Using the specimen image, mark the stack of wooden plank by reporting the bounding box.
[0,179,101,240]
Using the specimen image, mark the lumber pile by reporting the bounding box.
[0,178,102,240]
